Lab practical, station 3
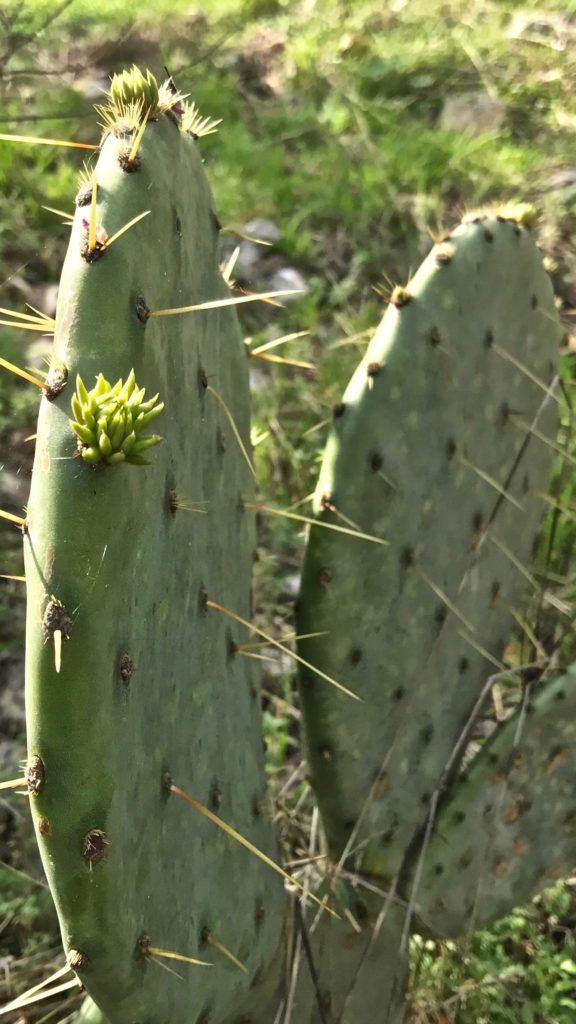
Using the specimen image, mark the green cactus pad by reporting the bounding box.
[24,111,285,1023]
[413,668,576,936]
[291,897,408,1024]
[296,210,562,880]
[75,996,108,1024]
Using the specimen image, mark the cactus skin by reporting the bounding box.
[414,668,576,937]
[289,901,409,1024]
[296,211,561,882]
[24,110,285,1023]
[74,996,106,1024]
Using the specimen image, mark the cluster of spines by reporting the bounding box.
[96,65,220,144]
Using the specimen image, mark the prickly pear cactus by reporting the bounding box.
[414,667,576,937]
[297,208,562,882]
[9,64,574,1024]
[23,73,285,1024]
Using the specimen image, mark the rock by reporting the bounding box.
[227,240,264,282]
[86,31,159,69]
[235,29,286,98]
[266,266,308,299]
[282,574,300,600]
[507,12,575,50]
[221,219,280,284]
[440,90,506,135]
[221,219,306,299]
[474,718,498,740]
[0,653,25,726]
[543,167,576,202]
[10,276,58,319]
[0,468,28,507]
[261,648,293,684]
[0,736,26,776]
[74,74,112,104]
[243,219,281,246]
[0,630,26,815]
[26,338,54,370]
[249,366,270,393]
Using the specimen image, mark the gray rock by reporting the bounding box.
[74,74,112,104]
[440,90,506,135]
[26,338,55,370]
[229,240,263,281]
[474,718,498,739]
[243,219,281,246]
[0,737,26,776]
[223,219,281,283]
[249,365,270,392]
[261,648,293,684]
[507,12,575,50]
[0,468,29,506]
[283,574,300,599]
[546,168,576,189]
[543,167,576,202]
[266,266,308,299]
[10,276,58,318]
[0,653,26,774]
[0,653,25,733]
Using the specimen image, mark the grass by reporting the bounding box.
[1,0,576,1020]
[411,881,576,1023]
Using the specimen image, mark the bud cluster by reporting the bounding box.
[70,370,164,466]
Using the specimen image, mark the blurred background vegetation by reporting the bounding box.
[1,0,576,1020]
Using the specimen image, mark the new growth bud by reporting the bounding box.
[70,370,164,466]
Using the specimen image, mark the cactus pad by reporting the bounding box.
[297,209,562,879]
[414,668,576,936]
[24,101,285,1023]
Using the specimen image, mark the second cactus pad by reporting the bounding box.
[414,666,576,936]
[297,209,562,879]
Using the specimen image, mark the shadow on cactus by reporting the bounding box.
[0,63,573,1024]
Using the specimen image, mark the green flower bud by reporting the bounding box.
[82,446,102,464]
[98,432,113,458]
[110,66,159,113]
[109,412,127,449]
[70,421,96,446]
[70,371,164,468]
[121,431,137,455]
